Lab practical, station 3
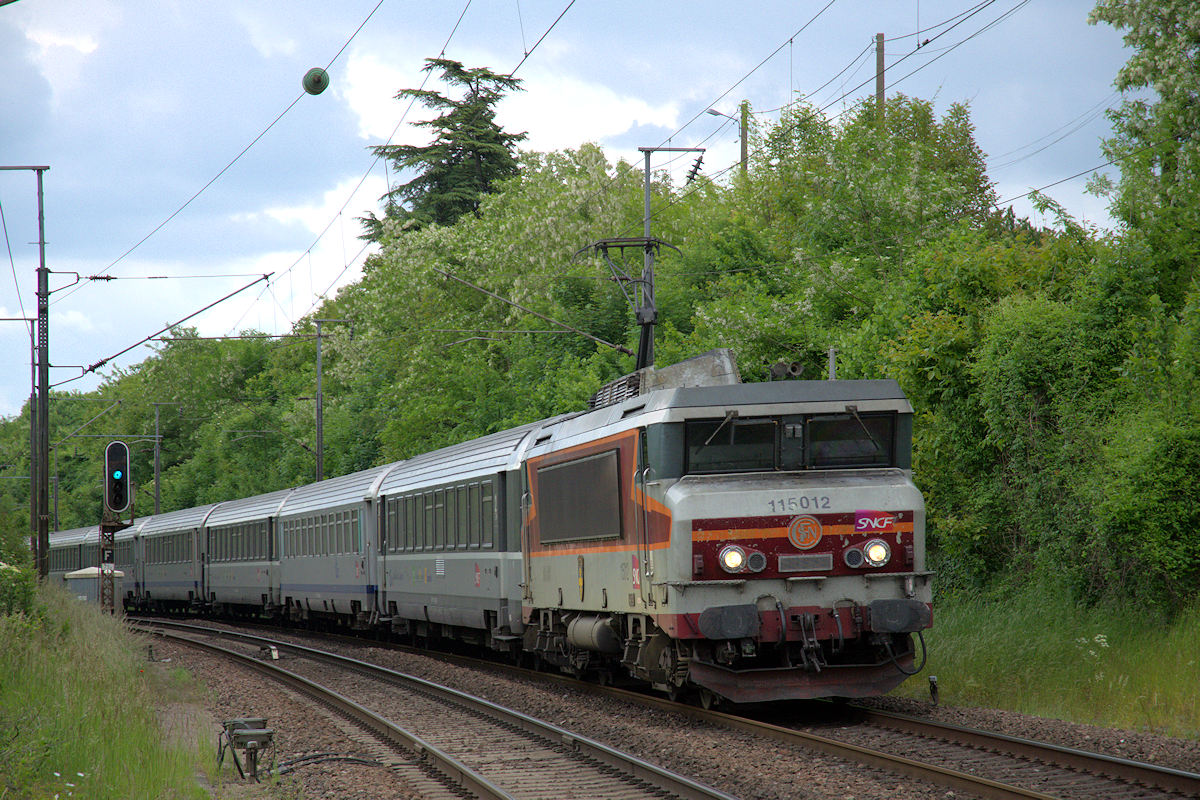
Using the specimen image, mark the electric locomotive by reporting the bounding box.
[520,350,932,703]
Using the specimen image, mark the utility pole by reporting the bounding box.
[706,104,748,176]
[2,165,52,578]
[314,319,350,482]
[635,147,703,370]
[739,100,749,175]
[35,169,49,578]
[875,33,886,124]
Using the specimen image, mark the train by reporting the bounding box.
[48,349,932,705]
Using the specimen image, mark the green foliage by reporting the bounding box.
[1090,412,1200,609]
[0,492,30,566]
[0,563,37,616]
[900,584,1200,736]
[363,58,526,237]
[1089,0,1200,308]
[0,586,207,798]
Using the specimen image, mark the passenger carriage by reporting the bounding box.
[276,465,388,628]
[372,418,573,649]
[204,487,294,617]
[140,504,215,612]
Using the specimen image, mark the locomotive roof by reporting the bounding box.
[661,378,911,411]
[525,378,912,455]
[205,487,296,527]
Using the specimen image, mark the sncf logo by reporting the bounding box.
[854,510,896,533]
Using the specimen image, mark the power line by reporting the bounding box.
[226,0,481,335]
[52,0,390,307]
[510,0,577,76]
[232,0,579,338]
[53,274,271,387]
[988,92,1118,171]
[639,0,1030,233]
[0,196,29,322]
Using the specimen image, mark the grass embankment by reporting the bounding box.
[0,583,211,799]
[896,583,1200,738]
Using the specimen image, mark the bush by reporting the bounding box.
[1089,411,1200,610]
[0,562,37,616]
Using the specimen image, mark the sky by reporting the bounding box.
[0,0,1132,420]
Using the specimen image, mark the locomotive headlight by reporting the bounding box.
[719,545,746,573]
[863,539,891,567]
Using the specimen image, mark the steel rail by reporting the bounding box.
[135,619,738,800]
[140,626,516,800]
[135,618,1200,800]
[850,706,1200,797]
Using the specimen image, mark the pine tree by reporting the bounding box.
[362,58,525,239]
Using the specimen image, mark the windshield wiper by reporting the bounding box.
[702,410,739,446]
[844,405,883,454]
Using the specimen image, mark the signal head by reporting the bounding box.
[104,441,131,514]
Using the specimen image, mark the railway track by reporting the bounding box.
[135,618,1200,800]
[134,619,737,800]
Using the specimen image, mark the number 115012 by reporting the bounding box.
[768,496,830,513]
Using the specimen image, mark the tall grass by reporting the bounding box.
[0,584,209,799]
[896,583,1200,738]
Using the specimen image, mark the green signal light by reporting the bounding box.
[112,470,123,480]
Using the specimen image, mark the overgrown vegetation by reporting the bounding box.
[898,585,1200,738]
[1,1,1198,622]
[0,585,209,798]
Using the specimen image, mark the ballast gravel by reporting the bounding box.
[150,633,1198,800]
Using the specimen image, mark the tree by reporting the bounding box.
[1089,0,1200,307]
[362,58,526,238]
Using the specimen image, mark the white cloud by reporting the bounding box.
[261,173,388,235]
[342,47,428,143]
[52,309,96,334]
[234,9,298,59]
[16,0,120,99]
[25,29,99,55]
[502,70,680,151]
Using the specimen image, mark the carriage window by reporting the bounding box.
[481,481,494,548]
[686,418,777,473]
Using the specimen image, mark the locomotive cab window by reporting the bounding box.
[685,417,777,473]
[681,411,901,473]
[807,412,894,468]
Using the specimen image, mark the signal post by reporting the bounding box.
[100,441,133,614]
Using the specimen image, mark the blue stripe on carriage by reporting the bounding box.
[280,583,376,594]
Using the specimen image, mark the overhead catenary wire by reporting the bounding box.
[223,0,482,336]
[988,92,1119,171]
[52,273,272,388]
[228,0,579,337]
[49,0,390,311]
[633,0,1030,238]
[0,196,29,323]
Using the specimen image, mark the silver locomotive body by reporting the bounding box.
[522,370,932,703]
